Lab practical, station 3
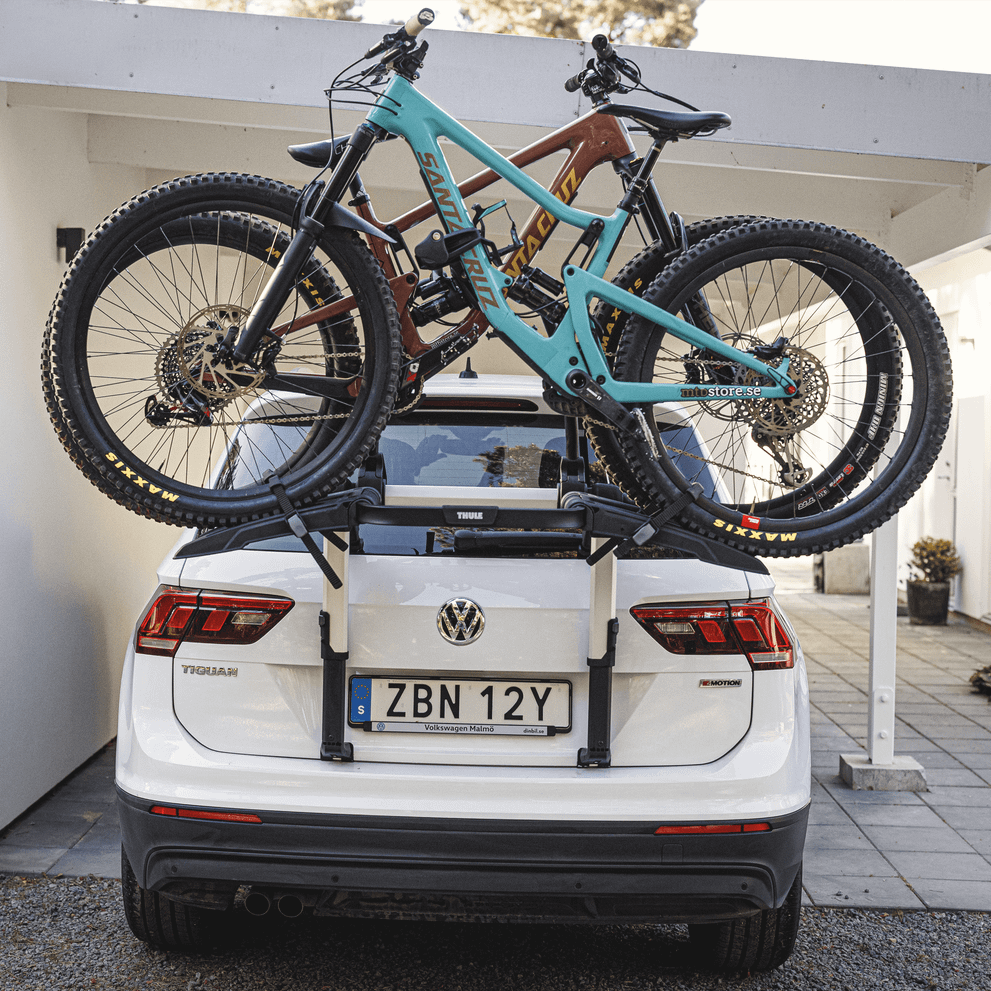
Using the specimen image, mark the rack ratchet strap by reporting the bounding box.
[265,474,347,589]
[585,483,703,567]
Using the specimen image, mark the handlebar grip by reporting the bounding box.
[591,34,616,60]
[564,71,585,93]
[404,8,435,37]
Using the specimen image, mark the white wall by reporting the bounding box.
[899,250,991,622]
[0,85,177,829]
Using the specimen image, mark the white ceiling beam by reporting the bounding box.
[3,0,989,163]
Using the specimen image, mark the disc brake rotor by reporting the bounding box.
[155,304,264,413]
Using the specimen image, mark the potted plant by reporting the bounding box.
[906,537,961,625]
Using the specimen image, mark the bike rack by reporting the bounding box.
[176,457,765,768]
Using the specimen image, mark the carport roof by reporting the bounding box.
[3,0,990,266]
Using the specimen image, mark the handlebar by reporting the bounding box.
[364,7,435,59]
[564,33,641,99]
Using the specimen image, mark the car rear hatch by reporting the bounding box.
[160,377,776,769]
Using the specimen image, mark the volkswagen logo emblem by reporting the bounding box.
[437,598,485,646]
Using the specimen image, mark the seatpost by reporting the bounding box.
[616,142,666,216]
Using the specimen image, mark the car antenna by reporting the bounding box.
[459,358,478,379]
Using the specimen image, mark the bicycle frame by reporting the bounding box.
[360,75,793,405]
[355,106,654,361]
[256,72,795,410]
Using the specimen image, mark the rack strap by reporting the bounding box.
[586,483,702,567]
[266,474,347,589]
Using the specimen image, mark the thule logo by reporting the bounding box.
[456,511,484,520]
[699,678,743,688]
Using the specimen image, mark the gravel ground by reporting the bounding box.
[0,875,986,990]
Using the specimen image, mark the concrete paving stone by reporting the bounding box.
[894,703,961,714]
[801,873,925,909]
[0,845,69,874]
[859,825,976,854]
[920,768,989,787]
[0,816,97,849]
[959,753,991,769]
[905,752,971,769]
[803,846,897,878]
[919,785,991,807]
[909,724,991,739]
[956,830,991,856]
[806,803,855,826]
[823,782,927,806]
[803,824,874,849]
[905,878,991,911]
[934,738,991,753]
[891,739,945,752]
[82,814,123,846]
[49,845,121,879]
[923,805,991,830]
[898,714,983,727]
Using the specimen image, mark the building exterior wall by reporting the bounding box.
[0,86,178,828]
[904,251,991,624]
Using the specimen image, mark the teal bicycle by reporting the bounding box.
[43,10,952,557]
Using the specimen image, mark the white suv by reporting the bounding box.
[116,374,809,973]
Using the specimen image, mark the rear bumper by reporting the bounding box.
[118,788,808,924]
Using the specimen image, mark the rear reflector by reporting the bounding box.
[630,599,793,670]
[136,586,293,657]
[654,822,771,835]
[151,805,263,824]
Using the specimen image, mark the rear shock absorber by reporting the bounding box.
[507,265,567,333]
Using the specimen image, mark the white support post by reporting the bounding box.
[839,512,926,790]
[867,514,898,766]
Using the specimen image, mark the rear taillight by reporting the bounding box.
[136,586,293,657]
[630,600,793,670]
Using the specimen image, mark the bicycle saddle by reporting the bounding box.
[598,105,731,141]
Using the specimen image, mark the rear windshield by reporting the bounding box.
[229,409,696,560]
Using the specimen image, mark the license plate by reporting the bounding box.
[348,676,571,736]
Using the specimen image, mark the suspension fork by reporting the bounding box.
[231,123,386,364]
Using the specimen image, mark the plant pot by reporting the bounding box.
[906,580,951,625]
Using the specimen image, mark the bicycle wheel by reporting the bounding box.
[586,216,766,487]
[601,219,952,557]
[45,173,401,526]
